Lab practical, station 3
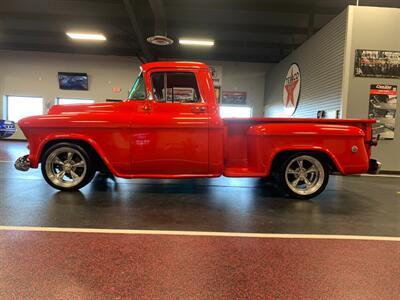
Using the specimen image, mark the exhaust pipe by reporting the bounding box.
[15,155,30,171]
[368,159,382,174]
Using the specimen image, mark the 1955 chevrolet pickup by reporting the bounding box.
[15,61,381,199]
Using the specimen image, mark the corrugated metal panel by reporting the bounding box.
[264,9,348,118]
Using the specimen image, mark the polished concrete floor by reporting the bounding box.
[1,140,400,299]
[1,141,400,236]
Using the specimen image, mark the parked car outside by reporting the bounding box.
[0,120,16,138]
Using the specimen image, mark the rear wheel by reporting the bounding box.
[41,143,96,191]
[278,153,329,199]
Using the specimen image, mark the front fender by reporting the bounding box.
[28,133,119,176]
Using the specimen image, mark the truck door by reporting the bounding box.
[131,69,209,175]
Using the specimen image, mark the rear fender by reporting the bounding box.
[247,123,367,175]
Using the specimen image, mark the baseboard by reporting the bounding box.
[380,170,400,175]
[0,138,27,142]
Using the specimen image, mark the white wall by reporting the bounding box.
[264,9,348,118]
[343,6,400,171]
[0,50,141,139]
[0,50,271,139]
[204,60,273,117]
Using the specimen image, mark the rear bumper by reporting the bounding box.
[368,159,382,174]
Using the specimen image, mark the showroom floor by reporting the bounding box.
[1,140,400,299]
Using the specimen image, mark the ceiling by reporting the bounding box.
[0,0,399,63]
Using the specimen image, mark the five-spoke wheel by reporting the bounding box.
[41,143,95,191]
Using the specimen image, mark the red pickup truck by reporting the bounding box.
[16,61,380,199]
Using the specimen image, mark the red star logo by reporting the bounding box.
[284,68,299,107]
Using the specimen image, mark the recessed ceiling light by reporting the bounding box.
[66,32,107,41]
[179,39,214,46]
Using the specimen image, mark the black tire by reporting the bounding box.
[41,142,96,191]
[277,152,329,200]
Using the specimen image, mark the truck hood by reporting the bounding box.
[48,102,121,114]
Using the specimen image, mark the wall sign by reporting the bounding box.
[368,84,397,140]
[283,63,301,116]
[221,91,247,105]
[355,49,400,78]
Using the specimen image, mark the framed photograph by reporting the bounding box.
[58,72,88,90]
[368,84,397,140]
[221,91,247,105]
[354,49,400,78]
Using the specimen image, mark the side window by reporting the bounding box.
[151,72,201,103]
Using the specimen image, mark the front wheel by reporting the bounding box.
[41,143,96,191]
[278,153,329,199]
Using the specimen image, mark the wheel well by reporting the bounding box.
[40,139,110,173]
[270,150,338,174]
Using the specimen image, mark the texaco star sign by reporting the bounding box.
[282,63,301,116]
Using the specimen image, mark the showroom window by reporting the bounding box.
[56,98,94,105]
[219,106,252,118]
[151,72,201,103]
[5,96,44,122]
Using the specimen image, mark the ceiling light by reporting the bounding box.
[179,39,214,46]
[147,35,174,46]
[66,32,107,41]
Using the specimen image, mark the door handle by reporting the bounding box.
[142,105,152,111]
[192,106,207,113]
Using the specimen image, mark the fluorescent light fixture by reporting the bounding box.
[66,32,106,41]
[179,39,214,46]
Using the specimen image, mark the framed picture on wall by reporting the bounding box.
[58,72,89,90]
[368,84,397,140]
[221,91,247,105]
[354,49,400,78]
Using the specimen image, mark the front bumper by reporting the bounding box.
[368,159,382,174]
[15,155,30,172]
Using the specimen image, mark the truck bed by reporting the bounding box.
[221,117,375,177]
[222,117,375,124]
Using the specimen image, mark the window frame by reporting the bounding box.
[149,70,204,104]
[4,95,44,122]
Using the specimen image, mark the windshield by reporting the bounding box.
[128,72,146,100]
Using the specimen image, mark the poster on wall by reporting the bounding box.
[282,63,301,116]
[221,91,247,105]
[368,84,397,140]
[354,50,400,78]
[209,65,222,86]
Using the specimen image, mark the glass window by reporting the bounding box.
[220,106,252,118]
[151,72,201,103]
[6,96,44,122]
[57,98,94,105]
[128,73,146,100]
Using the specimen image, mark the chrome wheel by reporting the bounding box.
[284,155,325,196]
[45,147,87,188]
